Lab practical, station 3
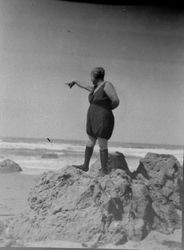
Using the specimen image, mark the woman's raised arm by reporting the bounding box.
[66,81,93,92]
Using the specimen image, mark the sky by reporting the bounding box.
[0,0,184,145]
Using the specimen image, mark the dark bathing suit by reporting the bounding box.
[86,82,114,140]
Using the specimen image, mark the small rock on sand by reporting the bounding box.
[0,159,22,173]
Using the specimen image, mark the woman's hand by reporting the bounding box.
[66,80,93,92]
[65,81,76,88]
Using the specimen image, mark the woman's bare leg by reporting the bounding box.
[98,138,109,174]
[73,136,96,171]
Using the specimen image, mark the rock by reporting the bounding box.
[136,153,182,181]
[125,180,153,241]
[9,167,104,243]
[135,153,182,205]
[152,201,180,234]
[0,159,22,173]
[41,153,58,159]
[8,166,133,245]
[7,153,182,246]
[133,153,182,234]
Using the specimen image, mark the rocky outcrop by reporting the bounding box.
[133,153,182,234]
[7,152,182,246]
[41,153,59,159]
[0,159,22,173]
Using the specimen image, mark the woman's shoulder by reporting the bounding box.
[104,81,115,90]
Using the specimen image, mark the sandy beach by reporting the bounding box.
[0,173,37,247]
[0,173,38,219]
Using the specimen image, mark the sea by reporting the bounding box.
[0,137,183,175]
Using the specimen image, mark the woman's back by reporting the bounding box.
[88,82,112,110]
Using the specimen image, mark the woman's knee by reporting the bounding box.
[86,135,96,147]
[98,138,108,150]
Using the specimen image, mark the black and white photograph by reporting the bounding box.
[0,1,183,249]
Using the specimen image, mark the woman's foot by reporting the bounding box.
[98,168,109,176]
[72,164,89,172]
[72,146,94,172]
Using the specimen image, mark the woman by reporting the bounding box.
[66,67,119,175]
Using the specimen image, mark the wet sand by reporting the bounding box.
[0,173,38,220]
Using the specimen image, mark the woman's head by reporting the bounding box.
[91,67,105,83]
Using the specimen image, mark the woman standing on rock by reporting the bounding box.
[66,67,119,175]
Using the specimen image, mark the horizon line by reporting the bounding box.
[0,135,183,148]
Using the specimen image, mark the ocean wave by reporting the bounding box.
[108,146,183,162]
[0,141,84,152]
[0,141,183,164]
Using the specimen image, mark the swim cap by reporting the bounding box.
[91,67,105,80]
